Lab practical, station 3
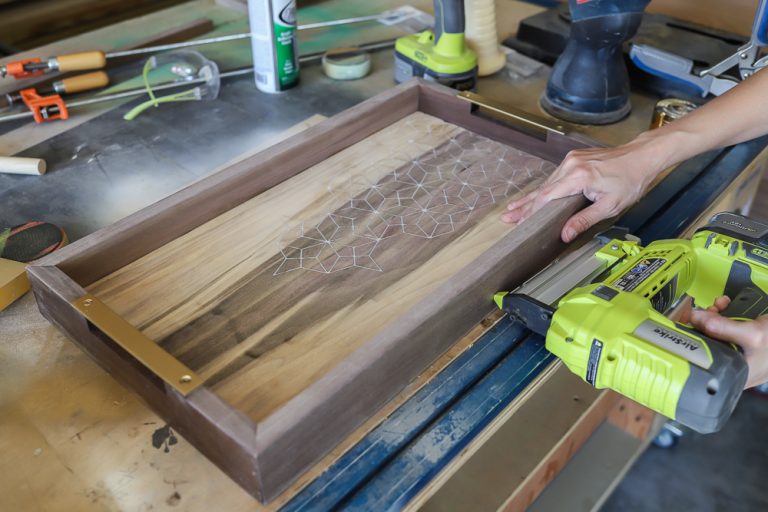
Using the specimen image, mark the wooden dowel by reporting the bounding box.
[0,156,47,175]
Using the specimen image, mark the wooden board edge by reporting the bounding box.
[255,195,586,501]
[416,80,598,162]
[263,310,508,508]
[25,264,268,501]
[402,360,567,512]
[607,398,656,441]
[500,390,620,511]
[36,81,421,287]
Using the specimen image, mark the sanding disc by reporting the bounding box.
[0,221,67,262]
[322,47,372,81]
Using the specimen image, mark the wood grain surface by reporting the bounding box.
[88,112,557,423]
[30,78,592,500]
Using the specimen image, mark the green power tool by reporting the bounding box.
[495,212,768,434]
[394,0,478,90]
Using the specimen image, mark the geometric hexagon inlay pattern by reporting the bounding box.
[274,131,555,276]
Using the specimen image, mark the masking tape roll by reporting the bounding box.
[465,0,506,76]
[322,47,372,81]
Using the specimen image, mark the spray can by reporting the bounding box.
[248,0,299,93]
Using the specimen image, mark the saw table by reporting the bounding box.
[1,1,767,511]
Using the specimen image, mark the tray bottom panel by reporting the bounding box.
[87,112,556,423]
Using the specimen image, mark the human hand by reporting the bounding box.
[689,296,768,389]
[501,134,666,242]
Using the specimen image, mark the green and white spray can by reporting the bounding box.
[248,0,299,93]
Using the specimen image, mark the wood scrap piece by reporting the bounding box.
[0,0,190,50]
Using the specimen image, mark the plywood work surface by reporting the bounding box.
[88,112,556,422]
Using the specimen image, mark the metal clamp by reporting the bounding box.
[457,91,566,140]
[19,88,69,124]
[2,58,45,79]
[71,294,203,396]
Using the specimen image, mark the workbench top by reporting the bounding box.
[0,1,676,510]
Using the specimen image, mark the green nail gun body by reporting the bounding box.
[497,213,768,433]
[394,0,478,90]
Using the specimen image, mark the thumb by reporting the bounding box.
[689,309,761,351]
[561,200,615,243]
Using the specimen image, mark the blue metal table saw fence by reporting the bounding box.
[282,136,768,511]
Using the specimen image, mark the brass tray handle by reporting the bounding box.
[458,91,566,140]
[71,294,203,396]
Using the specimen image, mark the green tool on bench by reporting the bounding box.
[495,212,768,434]
[394,0,477,90]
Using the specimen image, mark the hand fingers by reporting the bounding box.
[506,193,535,212]
[532,177,591,212]
[503,164,600,230]
[689,309,764,351]
[501,206,529,224]
[504,181,583,226]
[560,198,618,243]
[502,194,535,224]
[713,295,731,311]
[670,295,694,324]
[700,296,729,314]
[509,163,595,213]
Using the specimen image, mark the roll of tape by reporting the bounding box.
[322,47,372,81]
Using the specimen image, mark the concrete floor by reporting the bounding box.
[603,381,768,510]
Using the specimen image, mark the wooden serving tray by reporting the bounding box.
[28,80,589,502]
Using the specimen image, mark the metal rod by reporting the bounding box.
[298,39,395,63]
[298,14,383,30]
[71,68,254,108]
[104,14,391,60]
[105,33,251,59]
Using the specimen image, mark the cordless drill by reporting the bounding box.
[394,0,478,90]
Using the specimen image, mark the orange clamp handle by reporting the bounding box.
[6,58,45,79]
[19,88,69,124]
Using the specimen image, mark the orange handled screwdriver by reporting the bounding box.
[0,71,109,110]
[0,51,107,79]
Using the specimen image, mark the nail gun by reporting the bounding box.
[495,212,768,434]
